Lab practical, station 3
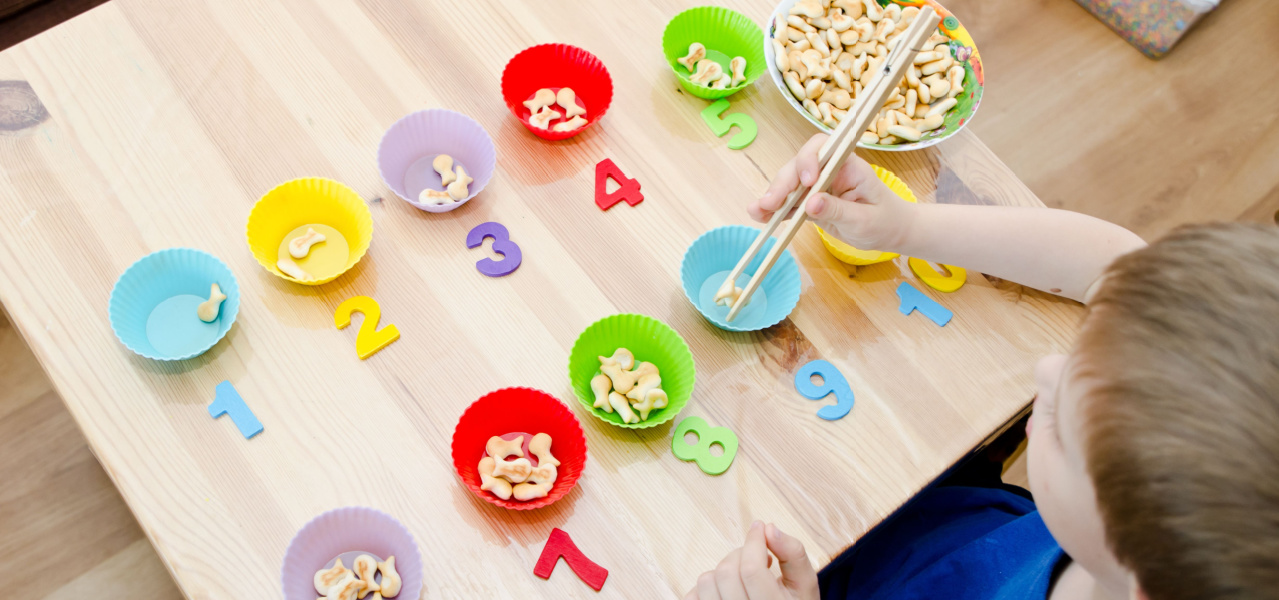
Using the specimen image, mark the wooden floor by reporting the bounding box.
[1,0,1274,596]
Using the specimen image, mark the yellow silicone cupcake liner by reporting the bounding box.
[246,177,374,286]
[815,165,918,266]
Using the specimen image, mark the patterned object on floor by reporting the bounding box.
[1073,0,1216,58]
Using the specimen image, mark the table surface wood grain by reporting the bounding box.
[0,0,1083,597]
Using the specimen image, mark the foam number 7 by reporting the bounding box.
[334,296,400,359]
[794,360,854,421]
[700,99,757,150]
[896,281,953,326]
[466,222,522,277]
[671,416,739,475]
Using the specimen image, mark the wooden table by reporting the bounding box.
[0,0,1082,597]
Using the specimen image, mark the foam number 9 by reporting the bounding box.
[334,296,400,360]
[671,416,739,475]
[466,222,522,277]
[700,99,757,150]
[794,360,854,421]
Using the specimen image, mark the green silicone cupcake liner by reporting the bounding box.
[568,313,696,429]
[662,6,766,100]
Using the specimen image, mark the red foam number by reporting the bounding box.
[534,528,608,591]
[594,158,643,211]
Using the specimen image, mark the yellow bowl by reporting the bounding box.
[246,177,374,285]
[814,165,918,266]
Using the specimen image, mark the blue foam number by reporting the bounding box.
[208,381,263,439]
[896,281,953,326]
[794,360,855,420]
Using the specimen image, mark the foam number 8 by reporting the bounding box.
[334,296,400,360]
[671,416,739,475]
[794,360,854,421]
[700,99,757,150]
[466,222,522,277]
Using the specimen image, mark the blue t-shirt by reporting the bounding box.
[819,485,1065,600]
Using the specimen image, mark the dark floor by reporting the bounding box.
[0,0,107,51]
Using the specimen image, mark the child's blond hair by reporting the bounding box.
[1077,223,1279,599]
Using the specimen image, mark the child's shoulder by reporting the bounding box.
[819,485,1063,600]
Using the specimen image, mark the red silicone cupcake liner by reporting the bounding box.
[500,44,613,141]
[451,387,587,510]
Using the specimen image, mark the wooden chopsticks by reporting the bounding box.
[721,6,941,323]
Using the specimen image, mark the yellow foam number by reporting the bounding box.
[908,257,967,293]
[334,296,400,360]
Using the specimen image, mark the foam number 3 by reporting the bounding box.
[896,281,953,327]
[466,222,522,277]
[700,99,757,150]
[794,360,855,421]
[671,416,739,475]
[908,257,966,293]
[334,296,400,359]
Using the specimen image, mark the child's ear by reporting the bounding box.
[1127,573,1149,600]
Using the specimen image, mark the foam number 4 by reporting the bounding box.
[794,360,855,421]
[671,416,739,475]
[896,281,953,326]
[208,381,263,439]
[334,296,400,359]
[908,257,966,293]
[700,99,757,150]
[466,222,522,277]
[594,158,643,211]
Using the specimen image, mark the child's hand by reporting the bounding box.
[750,133,915,253]
[685,521,819,600]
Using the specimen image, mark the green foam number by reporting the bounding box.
[671,416,739,475]
[700,99,757,150]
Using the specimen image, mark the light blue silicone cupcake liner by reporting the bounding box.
[680,225,802,332]
[108,247,240,361]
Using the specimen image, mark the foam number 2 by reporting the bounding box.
[671,416,739,475]
[794,360,855,421]
[594,158,643,211]
[700,99,757,150]
[907,257,966,293]
[466,222,522,277]
[334,296,400,359]
[896,281,953,326]
[208,381,263,439]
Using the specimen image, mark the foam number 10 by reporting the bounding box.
[334,296,400,359]
[671,416,739,475]
[700,99,757,150]
[794,360,854,421]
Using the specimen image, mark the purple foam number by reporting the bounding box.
[466,222,522,277]
[209,381,263,439]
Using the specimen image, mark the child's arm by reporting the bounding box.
[754,135,1147,303]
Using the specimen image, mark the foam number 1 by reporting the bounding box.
[466,222,522,277]
[208,381,263,439]
[896,281,953,326]
[794,360,855,421]
[671,416,739,475]
[700,99,757,150]
[334,296,400,359]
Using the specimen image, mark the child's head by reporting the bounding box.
[1026,223,1279,599]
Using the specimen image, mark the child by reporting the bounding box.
[684,134,1279,600]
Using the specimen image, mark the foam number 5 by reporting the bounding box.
[671,416,739,475]
[908,257,967,293]
[794,360,855,421]
[700,99,757,150]
[334,296,400,359]
[466,222,522,277]
[896,281,953,326]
